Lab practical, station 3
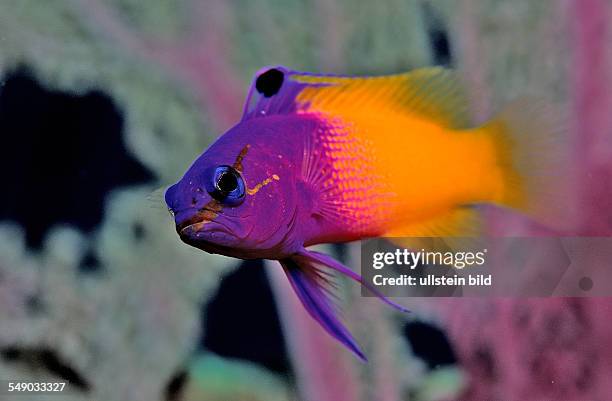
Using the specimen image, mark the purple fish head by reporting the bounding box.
[165,117,309,260]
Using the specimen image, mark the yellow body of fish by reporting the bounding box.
[292,67,562,241]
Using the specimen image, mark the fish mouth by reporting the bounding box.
[177,218,211,235]
[176,220,242,257]
[176,213,238,244]
[176,207,221,235]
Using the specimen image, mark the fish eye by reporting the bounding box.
[205,165,246,206]
[217,170,239,192]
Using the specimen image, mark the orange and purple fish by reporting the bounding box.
[165,66,560,360]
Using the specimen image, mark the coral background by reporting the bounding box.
[0,1,611,400]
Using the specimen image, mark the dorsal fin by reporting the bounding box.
[242,66,473,129]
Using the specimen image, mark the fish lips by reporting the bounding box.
[175,208,253,248]
[178,225,260,259]
[175,212,288,259]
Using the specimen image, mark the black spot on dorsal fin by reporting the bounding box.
[255,68,284,97]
